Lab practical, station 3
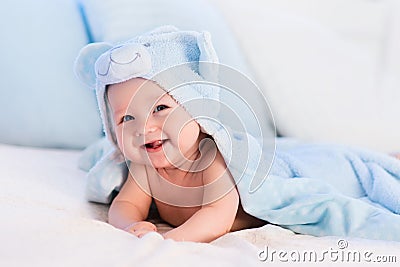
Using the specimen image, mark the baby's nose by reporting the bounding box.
[134,125,157,137]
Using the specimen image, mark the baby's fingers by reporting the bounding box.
[131,221,157,232]
[124,221,157,234]
[133,229,156,238]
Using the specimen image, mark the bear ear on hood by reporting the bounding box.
[197,31,219,83]
[74,42,113,89]
[145,25,180,36]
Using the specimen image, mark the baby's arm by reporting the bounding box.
[163,153,239,242]
[108,169,156,237]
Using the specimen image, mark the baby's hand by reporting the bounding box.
[123,221,157,238]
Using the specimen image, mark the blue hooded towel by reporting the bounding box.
[75,26,400,242]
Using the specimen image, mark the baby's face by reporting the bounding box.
[107,78,201,169]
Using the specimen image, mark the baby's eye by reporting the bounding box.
[121,115,135,123]
[154,104,169,113]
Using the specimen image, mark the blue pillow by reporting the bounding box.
[0,0,102,149]
[79,0,251,77]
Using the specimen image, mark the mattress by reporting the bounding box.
[1,143,398,266]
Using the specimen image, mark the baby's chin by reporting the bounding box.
[146,157,171,168]
[122,144,188,169]
[125,154,173,169]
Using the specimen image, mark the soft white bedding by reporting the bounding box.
[1,143,399,266]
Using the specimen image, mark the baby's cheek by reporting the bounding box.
[115,132,124,151]
[115,127,135,159]
[178,122,200,148]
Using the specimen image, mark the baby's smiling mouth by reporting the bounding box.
[143,139,167,152]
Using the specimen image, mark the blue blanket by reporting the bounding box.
[235,138,400,241]
[80,135,400,241]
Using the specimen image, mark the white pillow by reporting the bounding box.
[0,0,102,149]
[213,0,400,153]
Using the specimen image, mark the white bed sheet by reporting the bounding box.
[1,143,399,266]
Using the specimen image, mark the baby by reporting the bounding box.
[107,77,264,242]
[75,26,264,242]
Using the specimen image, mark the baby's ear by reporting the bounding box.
[197,31,219,83]
[74,42,113,88]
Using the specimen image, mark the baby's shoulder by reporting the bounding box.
[201,149,230,184]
